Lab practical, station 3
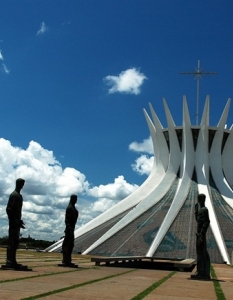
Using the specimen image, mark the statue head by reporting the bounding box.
[70,194,78,205]
[15,178,25,190]
[198,193,206,206]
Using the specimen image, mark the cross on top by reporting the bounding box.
[180,60,217,125]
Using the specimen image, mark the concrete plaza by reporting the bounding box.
[0,249,231,299]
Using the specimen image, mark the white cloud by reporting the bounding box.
[88,175,138,200]
[129,136,153,154]
[129,137,154,175]
[0,50,10,74]
[0,138,90,240]
[84,176,138,217]
[132,155,154,175]
[37,21,48,36]
[87,176,138,214]
[2,63,10,74]
[90,198,117,213]
[56,168,89,197]
[0,138,140,241]
[0,135,154,241]
[104,68,147,95]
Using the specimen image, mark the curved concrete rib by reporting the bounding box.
[149,103,169,172]
[50,162,163,253]
[210,99,233,208]
[83,103,178,255]
[222,126,233,189]
[50,106,170,252]
[147,96,195,257]
[195,97,230,264]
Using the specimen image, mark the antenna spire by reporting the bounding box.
[180,60,217,125]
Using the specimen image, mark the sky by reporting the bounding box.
[1,0,233,241]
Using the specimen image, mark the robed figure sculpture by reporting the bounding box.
[61,194,79,267]
[191,193,211,280]
[6,178,26,268]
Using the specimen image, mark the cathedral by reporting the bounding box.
[48,96,233,264]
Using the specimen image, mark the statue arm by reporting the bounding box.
[6,194,23,227]
[6,196,19,227]
[200,209,210,236]
[194,203,199,221]
[6,196,16,218]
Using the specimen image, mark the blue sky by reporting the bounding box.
[0,0,233,241]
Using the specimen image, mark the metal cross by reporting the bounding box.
[180,60,217,125]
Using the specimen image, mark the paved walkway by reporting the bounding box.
[0,250,231,299]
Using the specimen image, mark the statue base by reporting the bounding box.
[1,264,32,271]
[58,263,78,268]
[190,274,211,281]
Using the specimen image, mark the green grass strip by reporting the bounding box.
[21,269,136,300]
[210,265,226,300]
[130,271,176,300]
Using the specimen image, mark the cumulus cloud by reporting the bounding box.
[88,175,138,200]
[104,68,147,95]
[0,50,3,60]
[90,198,117,214]
[84,176,138,218]
[131,155,154,175]
[37,21,48,36]
[0,135,153,241]
[129,136,153,154]
[0,138,140,241]
[88,175,138,213]
[0,138,90,240]
[129,137,154,175]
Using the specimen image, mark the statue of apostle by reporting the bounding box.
[61,194,79,267]
[191,193,211,280]
[6,178,26,268]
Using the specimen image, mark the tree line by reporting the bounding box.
[0,236,55,250]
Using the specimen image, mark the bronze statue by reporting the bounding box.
[6,178,26,268]
[191,193,210,280]
[60,194,79,267]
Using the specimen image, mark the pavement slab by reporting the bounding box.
[144,271,216,300]
[0,266,134,299]
[41,269,171,300]
[212,263,233,300]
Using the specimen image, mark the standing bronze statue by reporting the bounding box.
[59,194,79,268]
[5,178,26,269]
[191,193,211,280]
